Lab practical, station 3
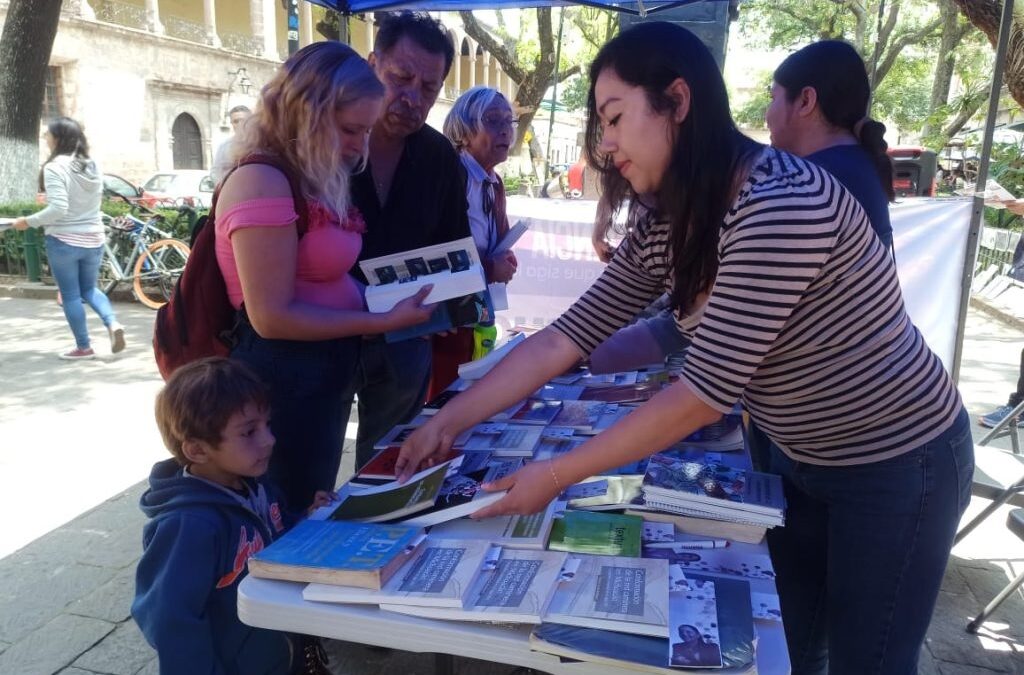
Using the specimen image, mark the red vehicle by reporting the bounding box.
[888,146,938,197]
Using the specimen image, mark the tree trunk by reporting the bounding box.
[954,0,1024,109]
[0,0,63,203]
[923,0,973,137]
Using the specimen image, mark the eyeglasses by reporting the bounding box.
[481,116,518,132]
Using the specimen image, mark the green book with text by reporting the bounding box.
[547,510,643,558]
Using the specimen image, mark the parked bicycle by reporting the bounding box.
[101,212,190,309]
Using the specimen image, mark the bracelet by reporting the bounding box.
[548,459,562,493]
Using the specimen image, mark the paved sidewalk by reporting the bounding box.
[0,291,1022,674]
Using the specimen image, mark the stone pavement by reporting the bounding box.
[0,288,1022,675]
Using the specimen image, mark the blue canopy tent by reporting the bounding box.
[306,0,702,16]
[304,0,1015,383]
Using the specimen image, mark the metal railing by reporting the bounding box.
[221,31,263,55]
[92,0,147,31]
[977,210,1023,275]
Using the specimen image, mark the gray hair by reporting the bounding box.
[443,86,508,150]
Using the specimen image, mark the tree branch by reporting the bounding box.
[873,15,944,86]
[458,10,526,83]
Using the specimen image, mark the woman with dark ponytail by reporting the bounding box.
[12,117,125,359]
[766,40,895,249]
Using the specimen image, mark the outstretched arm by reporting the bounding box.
[396,326,581,481]
[472,379,722,518]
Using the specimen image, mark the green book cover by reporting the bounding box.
[329,462,450,523]
[548,510,643,557]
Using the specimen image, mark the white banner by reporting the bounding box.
[501,196,974,373]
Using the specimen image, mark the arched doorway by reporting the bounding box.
[171,113,204,169]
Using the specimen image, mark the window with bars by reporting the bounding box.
[42,67,63,120]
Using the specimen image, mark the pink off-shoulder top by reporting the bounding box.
[214,197,365,312]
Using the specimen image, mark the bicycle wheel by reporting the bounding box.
[132,238,190,309]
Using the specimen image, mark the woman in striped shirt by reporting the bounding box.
[398,23,972,674]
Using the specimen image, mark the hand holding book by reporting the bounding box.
[470,459,563,520]
[382,285,436,332]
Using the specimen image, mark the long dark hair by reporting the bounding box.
[41,117,93,189]
[773,40,895,202]
[584,22,760,310]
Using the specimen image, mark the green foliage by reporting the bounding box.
[731,73,772,128]
[560,74,589,112]
[871,52,933,134]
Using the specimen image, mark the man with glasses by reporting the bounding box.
[343,12,471,471]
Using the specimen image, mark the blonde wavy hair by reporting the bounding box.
[231,41,383,217]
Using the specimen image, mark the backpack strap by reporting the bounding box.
[209,153,311,237]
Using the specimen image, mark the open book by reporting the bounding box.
[359,236,494,342]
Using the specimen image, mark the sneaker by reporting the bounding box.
[108,322,126,354]
[979,404,1019,429]
[299,636,331,675]
[59,347,95,361]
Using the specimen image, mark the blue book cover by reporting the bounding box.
[384,288,495,343]
[247,519,423,590]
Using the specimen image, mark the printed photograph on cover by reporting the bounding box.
[668,569,723,668]
[446,291,490,326]
[448,249,471,272]
[644,455,746,502]
[359,236,481,285]
[642,521,675,543]
[405,257,430,277]
[375,265,398,284]
[645,548,776,581]
[427,256,450,273]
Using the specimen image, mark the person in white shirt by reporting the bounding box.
[211,105,251,184]
[13,117,125,360]
[427,86,519,396]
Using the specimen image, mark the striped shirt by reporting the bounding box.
[551,147,962,466]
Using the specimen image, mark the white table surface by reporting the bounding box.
[238,549,790,675]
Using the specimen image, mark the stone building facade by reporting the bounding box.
[1,1,581,185]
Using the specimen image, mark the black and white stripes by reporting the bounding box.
[551,147,962,466]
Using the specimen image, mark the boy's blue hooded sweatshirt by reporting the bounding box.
[132,458,294,675]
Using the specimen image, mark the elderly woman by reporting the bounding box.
[428,86,519,397]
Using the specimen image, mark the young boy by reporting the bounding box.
[132,357,333,675]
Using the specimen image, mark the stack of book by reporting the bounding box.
[640,454,786,530]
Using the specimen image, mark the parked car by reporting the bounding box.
[102,173,158,206]
[140,170,215,208]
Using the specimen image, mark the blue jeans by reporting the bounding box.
[340,336,432,470]
[231,320,361,512]
[766,407,973,675]
[45,236,116,349]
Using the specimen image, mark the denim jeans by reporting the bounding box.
[45,236,116,349]
[766,407,973,675]
[231,320,361,512]
[340,336,432,470]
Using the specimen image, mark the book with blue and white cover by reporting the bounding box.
[303,538,494,608]
[246,519,424,590]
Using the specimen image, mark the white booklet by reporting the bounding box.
[493,220,529,254]
[544,555,670,637]
[381,546,568,624]
[360,236,487,312]
[302,538,494,608]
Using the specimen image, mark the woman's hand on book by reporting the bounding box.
[470,461,561,519]
[385,285,435,330]
[396,417,458,483]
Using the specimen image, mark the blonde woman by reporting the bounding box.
[215,41,434,512]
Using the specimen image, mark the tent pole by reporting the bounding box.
[544,8,566,183]
[952,0,1013,384]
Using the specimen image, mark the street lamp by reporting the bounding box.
[228,67,254,96]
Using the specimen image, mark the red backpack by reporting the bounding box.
[153,155,309,380]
